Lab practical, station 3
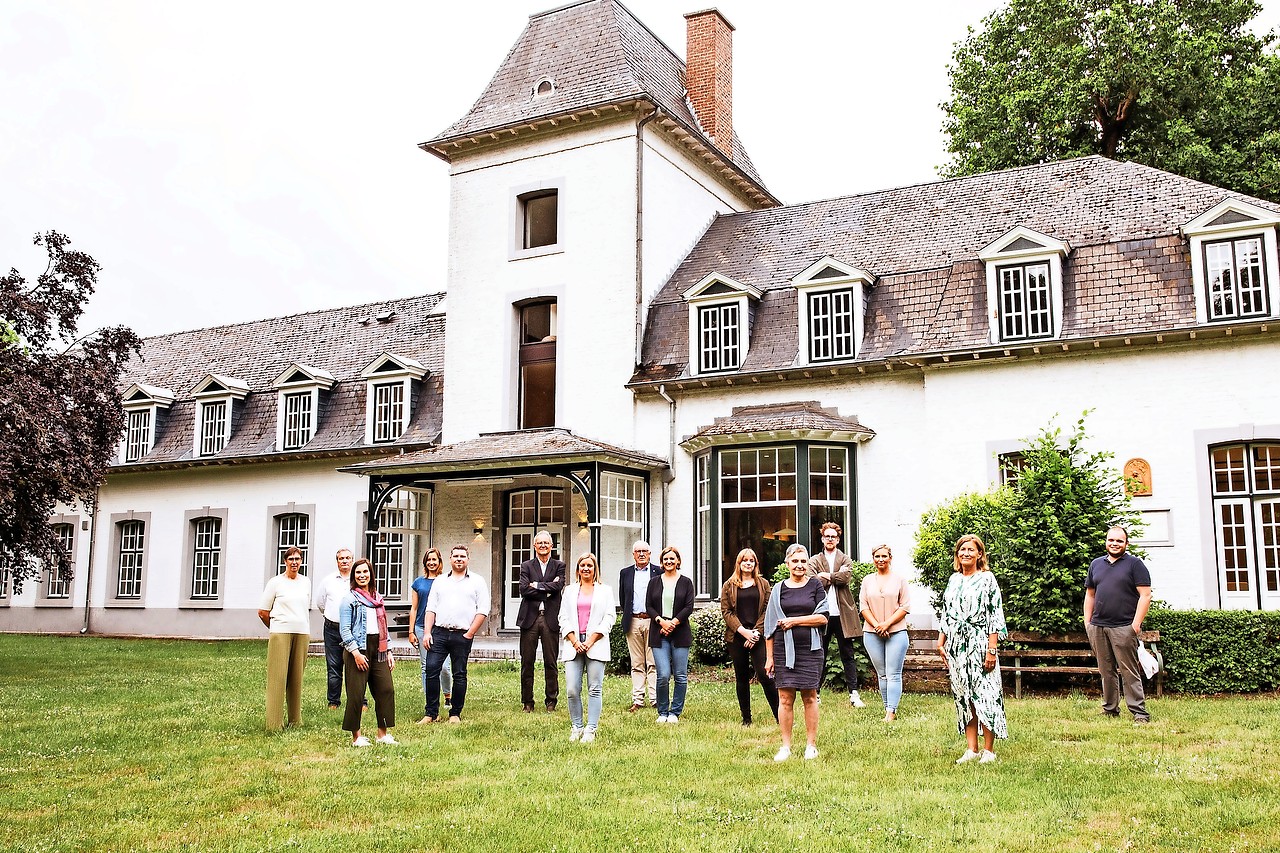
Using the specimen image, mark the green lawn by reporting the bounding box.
[2,634,1276,853]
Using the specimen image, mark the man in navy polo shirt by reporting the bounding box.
[1084,526,1152,723]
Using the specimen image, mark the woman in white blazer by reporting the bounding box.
[558,552,616,744]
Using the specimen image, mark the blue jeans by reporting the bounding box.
[564,654,605,730]
[322,619,345,706]
[652,640,689,718]
[862,630,909,712]
[424,628,472,719]
[418,632,453,714]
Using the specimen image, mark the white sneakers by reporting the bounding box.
[956,749,998,764]
[979,750,997,764]
[773,745,791,762]
[955,749,978,764]
[375,734,398,745]
[850,691,866,708]
[570,727,584,742]
[773,744,818,761]
[656,715,679,724]
[803,745,819,760]
[580,729,596,744]
[352,736,372,747]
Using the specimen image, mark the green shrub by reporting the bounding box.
[690,605,728,665]
[1146,609,1280,693]
[913,413,1142,635]
[607,618,628,675]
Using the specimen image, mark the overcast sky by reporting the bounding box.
[3,0,1279,338]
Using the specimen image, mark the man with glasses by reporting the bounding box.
[807,522,865,708]
[422,544,490,723]
[517,530,566,712]
[617,540,657,712]
[1084,526,1153,724]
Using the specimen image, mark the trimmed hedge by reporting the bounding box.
[1147,609,1280,693]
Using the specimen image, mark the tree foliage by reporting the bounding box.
[913,414,1142,634]
[941,0,1280,201]
[0,233,139,594]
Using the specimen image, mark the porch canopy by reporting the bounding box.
[340,427,668,553]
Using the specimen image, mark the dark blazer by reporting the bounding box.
[516,557,566,632]
[618,564,657,633]
[646,572,696,648]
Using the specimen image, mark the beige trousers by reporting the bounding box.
[265,632,309,731]
[626,617,657,705]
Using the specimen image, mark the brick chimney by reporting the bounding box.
[684,8,734,158]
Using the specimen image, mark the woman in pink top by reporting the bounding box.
[557,552,615,744]
[858,545,911,721]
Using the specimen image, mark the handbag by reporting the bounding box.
[1137,641,1159,679]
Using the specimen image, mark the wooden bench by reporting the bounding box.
[1004,629,1162,699]
[899,628,1163,699]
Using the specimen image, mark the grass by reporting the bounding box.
[2,634,1277,853]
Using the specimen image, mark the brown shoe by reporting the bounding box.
[448,716,462,724]
[523,702,535,713]
[627,703,643,713]
[416,715,435,725]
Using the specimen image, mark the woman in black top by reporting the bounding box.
[646,546,695,723]
[719,548,778,725]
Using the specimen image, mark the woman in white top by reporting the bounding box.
[258,546,312,732]
[858,544,911,722]
[558,553,615,743]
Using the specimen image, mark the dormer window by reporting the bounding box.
[792,258,874,365]
[361,352,427,445]
[682,274,763,376]
[533,77,555,97]
[119,383,175,463]
[271,363,336,451]
[190,375,249,458]
[1182,199,1280,324]
[980,227,1070,344]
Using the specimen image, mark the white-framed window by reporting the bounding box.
[276,513,310,576]
[199,400,227,456]
[793,258,872,366]
[682,274,763,377]
[116,520,146,599]
[600,473,645,525]
[272,363,334,452]
[995,262,1054,341]
[367,489,431,601]
[699,303,740,373]
[1204,236,1269,321]
[372,382,405,443]
[43,522,75,600]
[190,517,221,600]
[510,180,565,260]
[1183,198,1280,326]
[361,353,425,445]
[189,375,248,458]
[283,392,313,450]
[125,410,151,463]
[1210,442,1280,610]
[998,451,1029,488]
[518,299,557,429]
[119,383,174,463]
[980,227,1069,344]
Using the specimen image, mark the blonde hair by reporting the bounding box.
[658,546,682,569]
[870,544,893,560]
[952,534,988,572]
[576,552,599,583]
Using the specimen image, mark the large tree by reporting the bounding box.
[941,0,1280,200]
[0,233,139,595]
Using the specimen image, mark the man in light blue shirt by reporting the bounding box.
[617,540,657,711]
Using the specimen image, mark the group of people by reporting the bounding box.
[259,522,1154,763]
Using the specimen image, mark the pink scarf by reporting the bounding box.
[352,587,388,655]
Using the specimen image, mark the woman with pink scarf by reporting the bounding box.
[338,559,397,746]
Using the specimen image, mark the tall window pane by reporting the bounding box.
[276,513,310,575]
[283,392,313,449]
[200,401,227,455]
[191,517,221,599]
[117,520,146,598]
[372,382,405,443]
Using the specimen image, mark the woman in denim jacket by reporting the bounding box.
[338,559,397,747]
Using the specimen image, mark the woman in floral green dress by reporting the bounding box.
[936,534,1008,764]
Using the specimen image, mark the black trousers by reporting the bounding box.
[728,634,779,723]
[342,635,395,733]
[822,617,860,691]
[520,611,560,706]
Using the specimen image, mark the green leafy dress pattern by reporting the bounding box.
[941,570,1009,738]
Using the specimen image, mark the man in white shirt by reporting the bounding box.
[422,544,491,722]
[806,522,866,708]
[314,548,355,710]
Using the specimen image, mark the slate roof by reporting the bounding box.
[681,402,875,451]
[344,427,668,476]
[634,156,1280,383]
[113,293,446,468]
[423,0,770,195]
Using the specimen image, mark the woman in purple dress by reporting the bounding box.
[764,543,828,761]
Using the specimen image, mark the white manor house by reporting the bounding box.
[6,0,1280,637]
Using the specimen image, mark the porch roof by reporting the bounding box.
[680,401,875,452]
[339,427,668,479]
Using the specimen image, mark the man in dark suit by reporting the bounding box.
[617,540,657,711]
[517,530,566,712]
